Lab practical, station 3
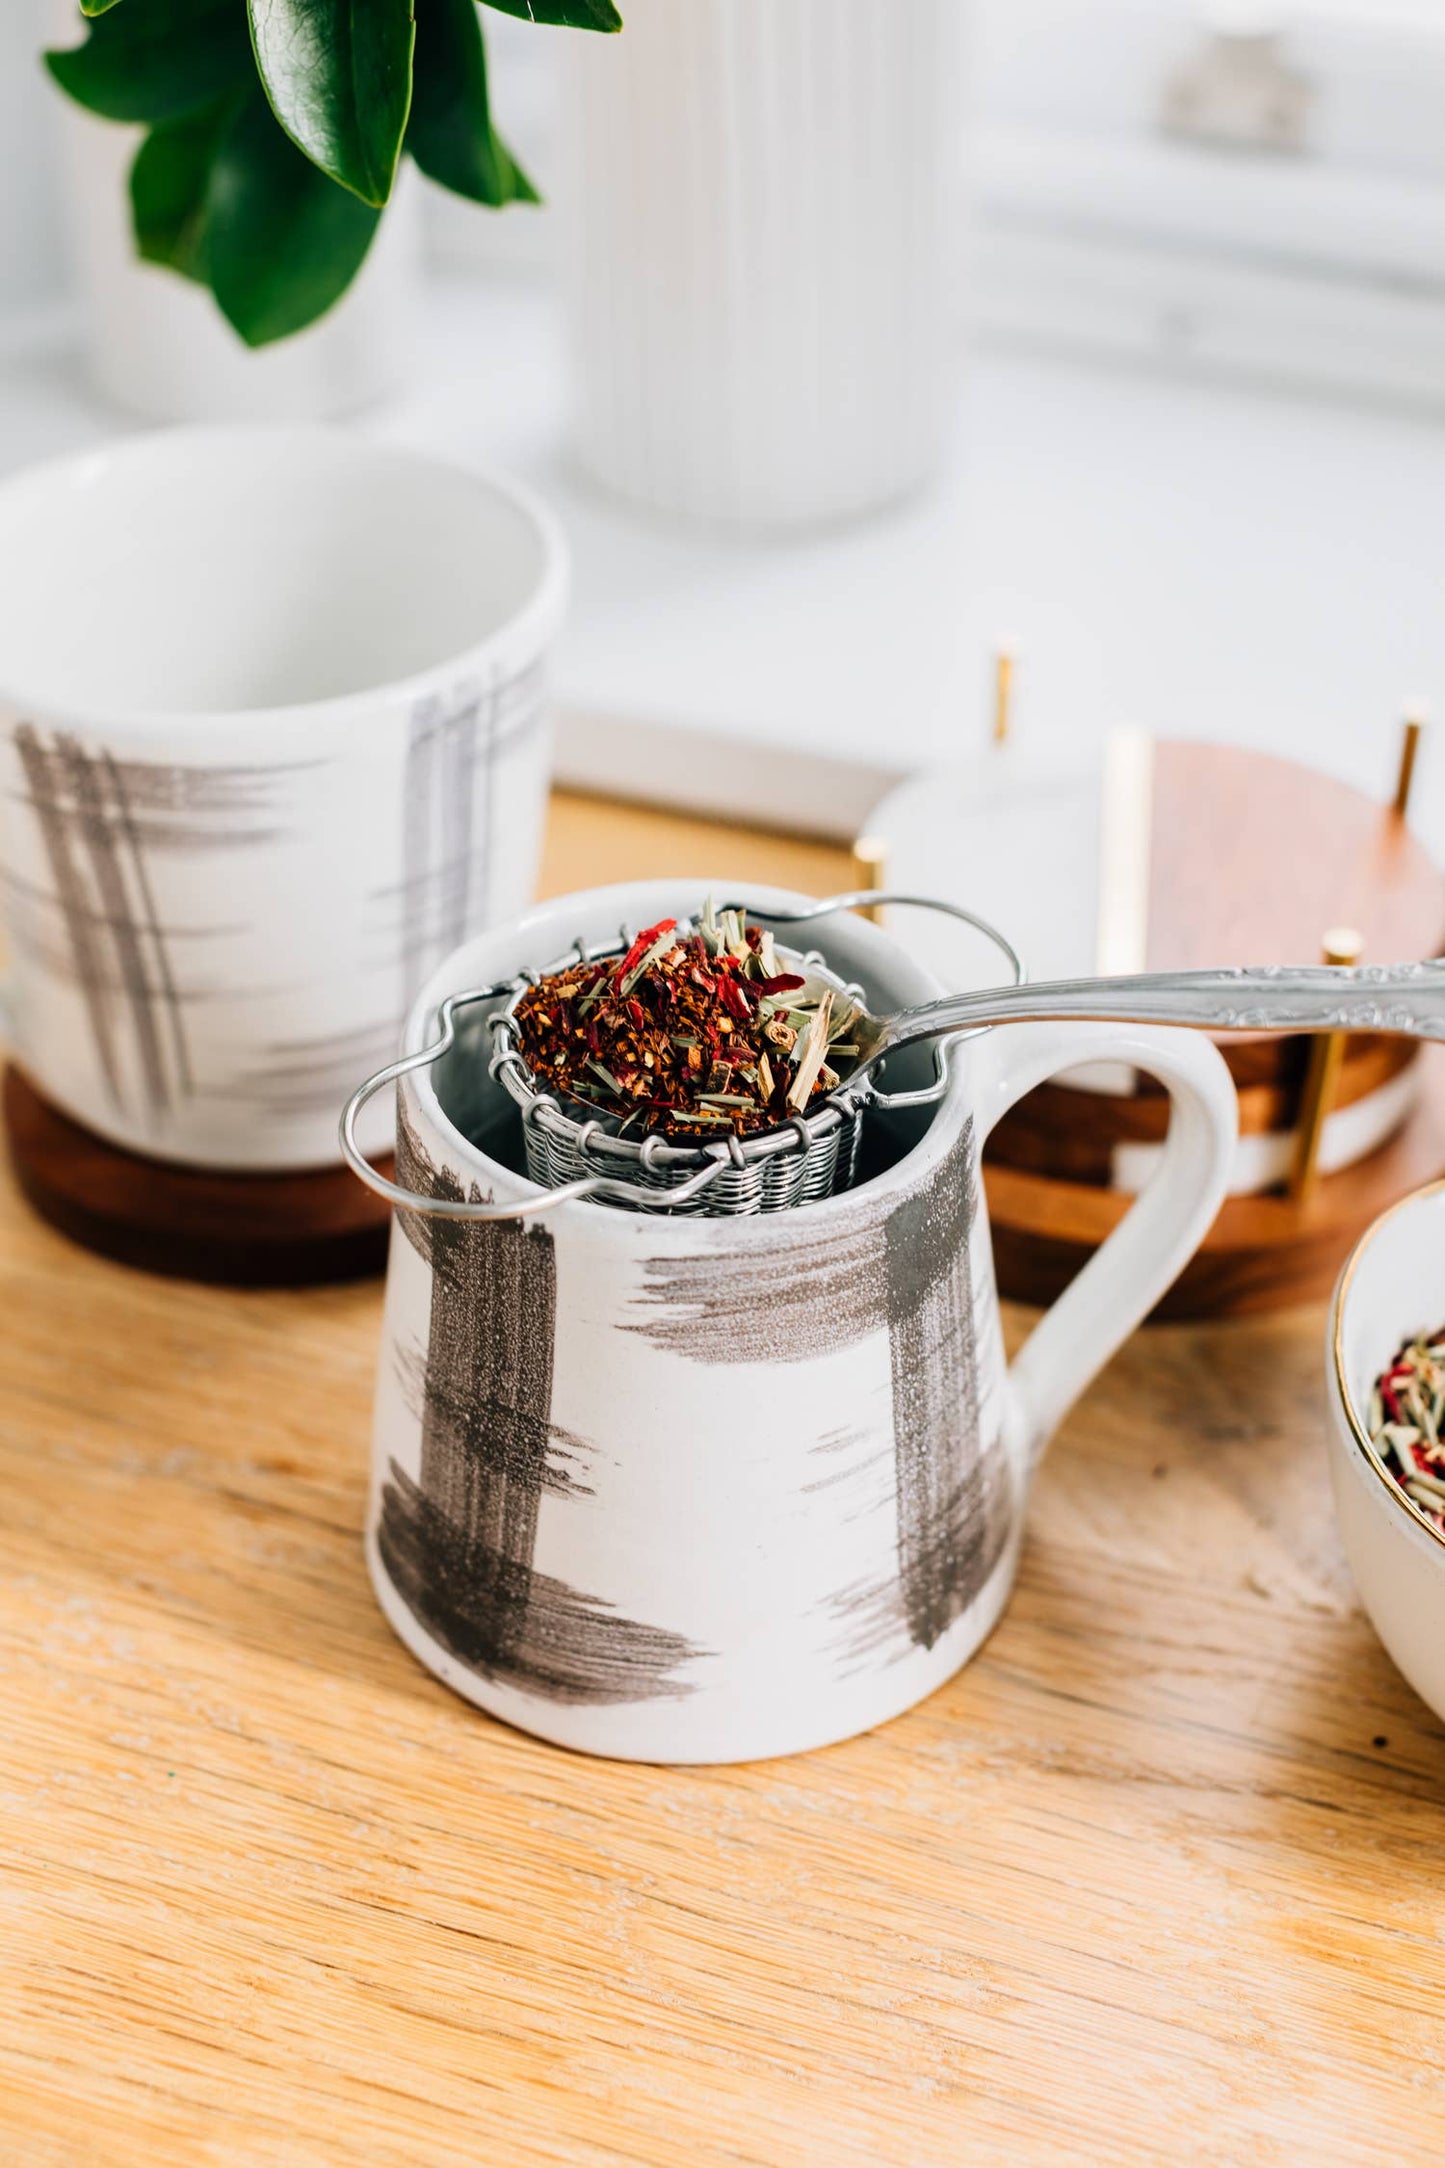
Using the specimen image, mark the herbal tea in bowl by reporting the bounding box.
[353,880,1236,1763]
[1329,1180,1445,1723]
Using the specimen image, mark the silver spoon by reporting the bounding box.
[739,892,1445,1076]
[843,958,1445,1081]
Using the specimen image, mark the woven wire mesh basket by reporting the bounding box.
[488,935,868,1216]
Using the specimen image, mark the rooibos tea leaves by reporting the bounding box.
[511,902,862,1140]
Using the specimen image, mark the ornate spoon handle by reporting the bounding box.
[861,960,1445,1069]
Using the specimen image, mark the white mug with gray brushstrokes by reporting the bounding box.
[0,428,566,1169]
[367,881,1237,1764]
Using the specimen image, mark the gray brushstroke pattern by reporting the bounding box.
[885,1145,1011,1649]
[387,663,546,1005]
[226,1020,403,1119]
[627,1124,1012,1661]
[9,724,299,1123]
[624,1209,886,1364]
[377,1105,703,1704]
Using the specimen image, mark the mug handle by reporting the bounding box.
[975,1020,1237,1471]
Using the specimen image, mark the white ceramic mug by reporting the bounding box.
[364,880,1237,1763]
[1328,1181,1445,1724]
[0,427,567,1169]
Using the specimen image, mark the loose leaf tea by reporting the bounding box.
[1368,1330,1445,1529]
[511,903,863,1140]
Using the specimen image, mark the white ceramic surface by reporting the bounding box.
[1328,1180,1445,1724]
[366,878,1236,1763]
[47,10,418,424]
[0,427,567,1170]
[559,0,966,532]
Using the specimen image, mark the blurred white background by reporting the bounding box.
[11,0,1445,363]
[4,0,1445,845]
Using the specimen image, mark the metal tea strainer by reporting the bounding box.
[340,890,1024,1221]
[342,892,1445,1223]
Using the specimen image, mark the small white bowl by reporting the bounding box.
[1329,1178,1445,1720]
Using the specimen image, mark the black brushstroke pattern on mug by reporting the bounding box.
[628,1126,1012,1657]
[378,665,547,1007]
[10,725,297,1121]
[232,671,546,1116]
[378,1106,702,1703]
[885,1143,1011,1650]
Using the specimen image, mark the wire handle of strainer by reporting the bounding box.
[339,890,1024,1222]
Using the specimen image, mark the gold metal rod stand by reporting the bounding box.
[1287,927,1365,1201]
[1394,707,1426,819]
[850,836,888,926]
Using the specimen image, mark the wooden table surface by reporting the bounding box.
[5,793,1445,2167]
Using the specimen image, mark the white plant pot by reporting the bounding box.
[559,0,967,533]
[47,31,419,423]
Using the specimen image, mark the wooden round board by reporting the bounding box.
[1143,742,1440,972]
[2,1067,391,1287]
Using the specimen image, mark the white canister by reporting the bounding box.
[362,880,1236,1763]
[559,0,967,532]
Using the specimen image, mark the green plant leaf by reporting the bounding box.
[47,0,251,126]
[207,80,381,345]
[247,0,415,207]
[80,1,126,16]
[129,99,235,282]
[409,0,538,207]
[483,0,621,27]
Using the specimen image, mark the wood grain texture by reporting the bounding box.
[6,793,1445,2166]
[1,1067,393,1286]
[540,787,859,900]
[1146,741,1444,976]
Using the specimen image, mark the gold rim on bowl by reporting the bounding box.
[1330,1173,1445,1555]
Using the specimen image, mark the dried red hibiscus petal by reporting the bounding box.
[614,918,677,983]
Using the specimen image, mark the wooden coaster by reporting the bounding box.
[989,1033,1415,1181]
[3,1067,392,1287]
[986,1045,1445,1321]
